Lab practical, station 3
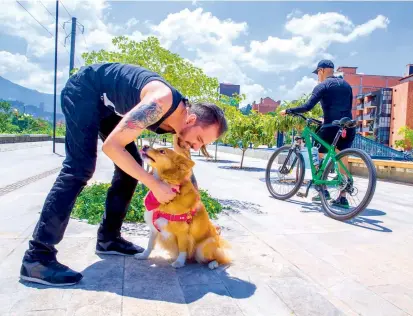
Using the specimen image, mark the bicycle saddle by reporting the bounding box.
[332,117,357,129]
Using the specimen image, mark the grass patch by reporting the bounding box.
[72,183,224,225]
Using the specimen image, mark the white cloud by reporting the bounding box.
[241,13,389,73]
[278,76,318,101]
[151,8,264,105]
[0,3,390,106]
[0,51,67,93]
[0,0,146,93]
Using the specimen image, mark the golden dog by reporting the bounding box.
[135,146,231,269]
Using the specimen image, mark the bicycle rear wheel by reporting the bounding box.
[320,148,377,221]
[266,145,305,200]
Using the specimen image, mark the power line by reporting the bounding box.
[16,0,53,37]
[81,32,89,51]
[60,0,72,18]
[16,0,74,65]
[38,0,67,36]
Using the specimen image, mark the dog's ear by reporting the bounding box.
[174,153,195,171]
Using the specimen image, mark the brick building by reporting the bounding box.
[335,66,402,118]
[252,97,281,114]
[390,71,413,148]
[349,64,413,148]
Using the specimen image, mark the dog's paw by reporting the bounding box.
[171,260,185,269]
[134,252,150,260]
[208,260,219,270]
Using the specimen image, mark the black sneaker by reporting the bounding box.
[20,259,83,286]
[312,190,331,202]
[96,236,145,256]
[331,196,350,209]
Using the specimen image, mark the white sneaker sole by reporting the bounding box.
[20,275,79,287]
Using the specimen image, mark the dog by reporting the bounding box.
[135,146,231,269]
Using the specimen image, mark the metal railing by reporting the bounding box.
[351,134,412,161]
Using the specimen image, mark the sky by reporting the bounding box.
[1,0,412,107]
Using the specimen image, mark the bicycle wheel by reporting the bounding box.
[266,145,305,200]
[320,148,377,221]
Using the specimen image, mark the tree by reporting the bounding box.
[82,36,220,103]
[224,110,264,168]
[0,101,18,133]
[395,126,413,151]
[263,95,323,145]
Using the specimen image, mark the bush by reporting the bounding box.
[72,183,224,225]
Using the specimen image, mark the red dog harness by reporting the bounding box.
[144,187,199,232]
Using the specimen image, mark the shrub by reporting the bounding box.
[72,183,224,225]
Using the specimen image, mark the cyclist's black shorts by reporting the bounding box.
[315,125,356,154]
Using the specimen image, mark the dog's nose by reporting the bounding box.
[142,145,149,152]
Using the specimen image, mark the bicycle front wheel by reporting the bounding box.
[266,145,305,200]
[320,148,377,221]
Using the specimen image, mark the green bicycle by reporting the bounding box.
[265,112,377,221]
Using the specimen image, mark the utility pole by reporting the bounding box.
[52,0,59,154]
[64,17,84,76]
[69,17,76,75]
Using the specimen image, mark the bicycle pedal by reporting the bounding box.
[296,192,307,198]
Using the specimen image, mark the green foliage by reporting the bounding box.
[72,183,224,225]
[0,101,18,133]
[0,102,66,136]
[395,126,413,150]
[224,110,267,168]
[262,95,323,142]
[82,36,221,103]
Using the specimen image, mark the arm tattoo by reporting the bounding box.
[121,102,163,131]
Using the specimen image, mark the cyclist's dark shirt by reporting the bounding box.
[288,76,353,124]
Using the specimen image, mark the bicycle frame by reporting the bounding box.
[299,125,352,187]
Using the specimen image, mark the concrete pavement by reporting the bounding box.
[0,141,413,315]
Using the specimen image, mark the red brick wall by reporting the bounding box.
[390,81,413,148]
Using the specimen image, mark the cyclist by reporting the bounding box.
[280,59,355,208]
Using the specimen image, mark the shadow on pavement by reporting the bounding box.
[218,166,266,172]
[200,159,238,164]
[281,198,392,233]
[218,199,265,215]
[20,257,256,304]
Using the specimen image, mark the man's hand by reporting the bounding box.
[151,180,180,204]
[280,109,287,116]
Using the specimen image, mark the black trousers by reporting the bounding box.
[24,73,142,262]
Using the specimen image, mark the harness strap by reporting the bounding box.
[143,185,200,232]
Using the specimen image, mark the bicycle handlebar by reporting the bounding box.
[286,111,323,126]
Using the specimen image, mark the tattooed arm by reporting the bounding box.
[102,88,176,202]
[173,134,199,190]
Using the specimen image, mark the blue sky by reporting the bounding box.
[1,0,412,106]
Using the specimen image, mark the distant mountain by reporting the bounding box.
[0,76,62,114]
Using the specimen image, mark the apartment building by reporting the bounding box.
[335,66,402,119]
[252,97,281,114]
[351,65,413,148]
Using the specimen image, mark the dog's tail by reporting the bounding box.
[194,234,232,266]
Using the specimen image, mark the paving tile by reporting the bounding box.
[268,277,343,316]
[370,284,413,315]
[330,279,408,316]
[181,283,244,316]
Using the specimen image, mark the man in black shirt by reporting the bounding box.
[281,60,355,208]
[20,63,228,286]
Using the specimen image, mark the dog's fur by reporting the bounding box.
[135,147,231,269]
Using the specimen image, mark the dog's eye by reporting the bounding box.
[159,150,165,154]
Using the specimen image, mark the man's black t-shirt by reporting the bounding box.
[288,76,353,124]
[75,63,184,134]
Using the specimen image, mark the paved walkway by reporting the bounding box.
[1,141,413,316]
